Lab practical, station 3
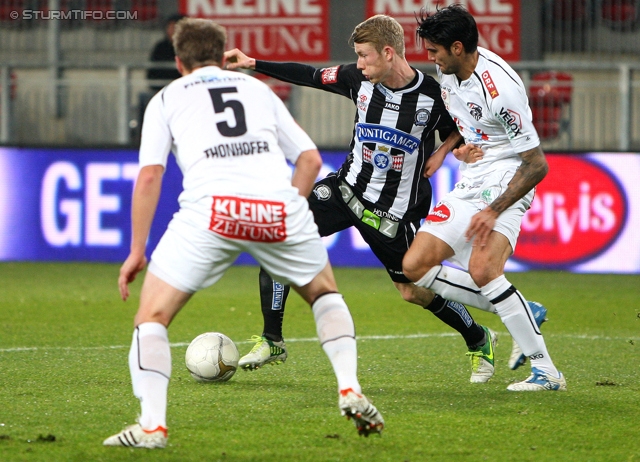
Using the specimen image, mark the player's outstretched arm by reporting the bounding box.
[223,48,256,70]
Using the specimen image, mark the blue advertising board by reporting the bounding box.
[0,147,638,273]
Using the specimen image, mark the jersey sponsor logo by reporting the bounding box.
[183,74,246,89]
[467,102,483,120]
[426,201,453,223]
[321,66,339,84]
[271,282,286,310]
[515,156,628,267]
[209,196,287,243]
[414,108,431,126]
[481,71,499,98]
[481,189,495,205]
[372,208,399,222]
[355,123,420,155]
[446,301,473,327]
[441,87,450,111]
[357,94,368,111]
[497,107,522,138]
[385,101,400,111]
[313,184,332,201]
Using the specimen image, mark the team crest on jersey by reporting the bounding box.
[369,146,390,172]
[321,66,339,84]
[467,102,483,120]
[414,108,431,126]
[363,145,403,172]
[481,71,499,98]
[426,201,453,223]
[313,184,332,201]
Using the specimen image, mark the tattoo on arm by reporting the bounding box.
[488,146,549,214]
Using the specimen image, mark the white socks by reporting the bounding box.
[415,265,496,313]
[415,266,560,377]
[129,322,171,430]
[481,276,559,377]
[312,293,361,394]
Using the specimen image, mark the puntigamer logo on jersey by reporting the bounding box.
[355,123,419,154]
[514,156,628,267]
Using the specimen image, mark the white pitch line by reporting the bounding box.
[0,332,637,353]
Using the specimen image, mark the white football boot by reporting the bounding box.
[103,424,167,449]
[338,388,384,437]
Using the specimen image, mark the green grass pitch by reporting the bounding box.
[0,262,639,461]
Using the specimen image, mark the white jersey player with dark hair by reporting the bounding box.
[103,17,383,449]
[404,4,567,391]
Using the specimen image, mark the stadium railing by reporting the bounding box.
[0,60,639,151]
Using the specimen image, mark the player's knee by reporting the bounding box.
[402,251,425,282]
[403,256,438,283]
[468,263,495,288]
[134,309,172,328]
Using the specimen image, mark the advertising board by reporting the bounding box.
[0,148,638,273]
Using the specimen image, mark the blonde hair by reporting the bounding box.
[349,15,406,58]
[173,18,227,71]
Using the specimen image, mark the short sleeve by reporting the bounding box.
[489,82,540,153]
[139,92,173,168]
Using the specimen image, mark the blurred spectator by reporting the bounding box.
[147,14,185,93]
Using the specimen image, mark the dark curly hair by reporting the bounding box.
[416,3,478,53]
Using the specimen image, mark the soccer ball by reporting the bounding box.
[185,332,240,383]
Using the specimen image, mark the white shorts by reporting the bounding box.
[149,194,328,293]
[418,168,533,270]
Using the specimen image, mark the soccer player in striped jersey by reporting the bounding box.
[224,14,498,384]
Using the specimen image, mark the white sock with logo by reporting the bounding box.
[129,322,171,430]
[481,276,559,377]
[415,265,496,313]
[312,293,361,394]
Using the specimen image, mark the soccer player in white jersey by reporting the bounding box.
[403,4,567,391]
[103,18,383,448]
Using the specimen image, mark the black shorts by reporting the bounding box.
[308,175,421,284]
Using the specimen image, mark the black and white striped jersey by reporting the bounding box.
[255,61,456,222]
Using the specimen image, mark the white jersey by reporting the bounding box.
[437,47,540,181]
[139,66,317,228]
